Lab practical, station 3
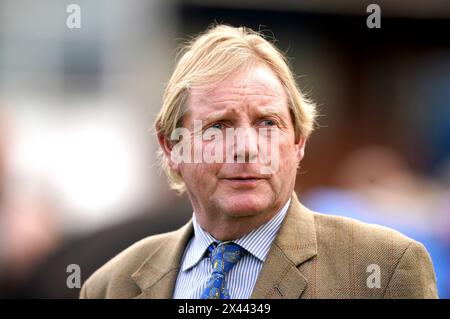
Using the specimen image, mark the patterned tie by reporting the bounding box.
[200,241,245,299]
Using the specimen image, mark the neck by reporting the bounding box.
[194,199,289,241]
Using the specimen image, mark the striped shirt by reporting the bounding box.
[173,198,291,299]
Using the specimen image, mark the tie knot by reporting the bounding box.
[208,242,245,275]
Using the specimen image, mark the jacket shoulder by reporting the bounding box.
[309,212,437,298]
[79,230,178,299]
[313,211,414,250]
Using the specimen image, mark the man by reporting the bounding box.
[80,25,438,299]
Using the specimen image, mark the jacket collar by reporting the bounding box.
[250,192,317,298]
[131,221,194,299]
[132,191,317,299]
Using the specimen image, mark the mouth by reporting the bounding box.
[220,176,266,187]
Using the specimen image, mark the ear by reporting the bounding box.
[157,132,180,174]
[294,136,307,163]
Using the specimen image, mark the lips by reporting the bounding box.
[225,176,264,180]
[220,175,267,188]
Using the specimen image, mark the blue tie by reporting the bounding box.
[200,241,245,299]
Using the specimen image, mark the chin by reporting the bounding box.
[214,191,273,217]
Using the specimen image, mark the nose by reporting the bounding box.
[230,126,259,163]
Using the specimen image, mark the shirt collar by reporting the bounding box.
[181,198,291,271]
[181,214,216,272]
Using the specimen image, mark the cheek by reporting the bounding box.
[276,138,299,173]
[180,163,222,186]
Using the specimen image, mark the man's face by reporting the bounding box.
[165,64,306,221]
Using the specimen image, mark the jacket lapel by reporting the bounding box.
[251,192,317,299]
[131,221,194,299]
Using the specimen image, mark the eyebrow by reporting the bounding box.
[202,110,229,124]
[202,106,288,125]
[258,108,283,118]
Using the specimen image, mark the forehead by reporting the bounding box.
[186,64,288,118]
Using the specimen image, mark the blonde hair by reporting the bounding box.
[154,24,317,194]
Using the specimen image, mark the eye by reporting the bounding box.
[210,122,224,130]
[260,119,276,126]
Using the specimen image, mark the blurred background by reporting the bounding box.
[0,0,449,298]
